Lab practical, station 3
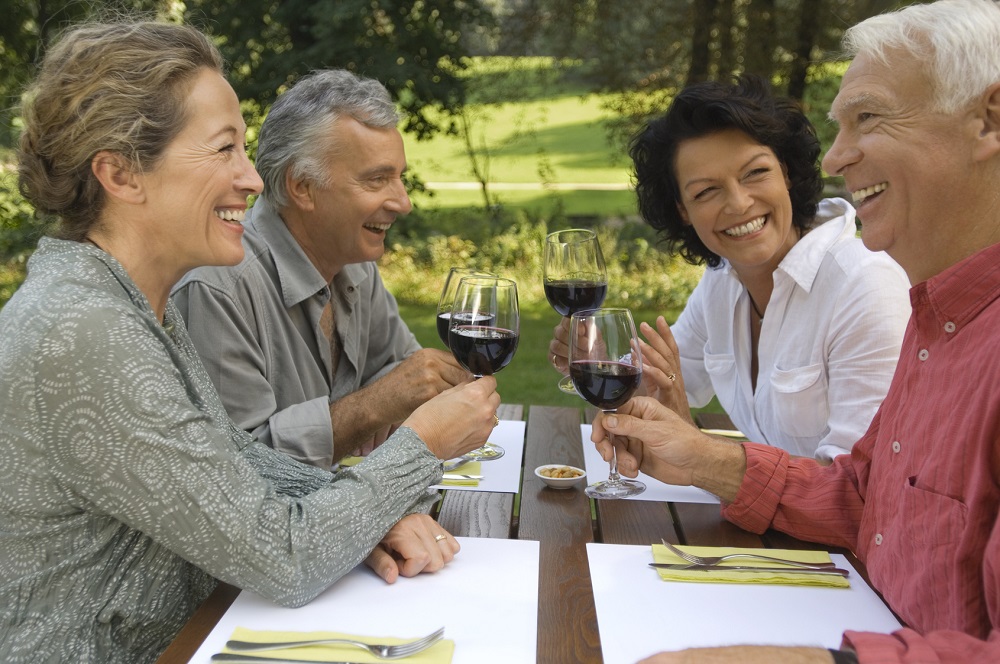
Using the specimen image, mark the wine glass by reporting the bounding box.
[569,307,645,499]
[543,229,608,394]
[436,267,497,347]
[448,276,520,460]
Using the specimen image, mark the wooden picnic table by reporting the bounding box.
[156,404,872,664]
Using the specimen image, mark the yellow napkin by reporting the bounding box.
[222,627,455,663]
[440,460,481,487]
[651,544,850,588]
[338,456,481,487]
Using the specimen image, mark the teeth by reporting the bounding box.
[364,222,392,232]
[215,209,245,223]
[724,216,766,238]
[852,182,887,205]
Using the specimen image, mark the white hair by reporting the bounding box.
[843,0,1000,113]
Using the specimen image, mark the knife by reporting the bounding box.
[441,474,483,480]
[211,654,366,664]
[649,563,850,577]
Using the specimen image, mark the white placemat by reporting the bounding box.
[435,419,525,493]
[189,536,539,663]
[587,542,901,664]
[581,424,720,503]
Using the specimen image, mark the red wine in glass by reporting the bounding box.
[436,267,497,347]
[448,325,519,376]
[569,360,641,410]
[543,229,608,394]
[569,307,645,499]
[437,312,495,347]
[543,280,608,317]
[447,276,519,461]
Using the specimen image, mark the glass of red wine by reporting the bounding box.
[448,276,520,461]
[543,229,608,394]
[436,267,497,347]
[569,307,645,499]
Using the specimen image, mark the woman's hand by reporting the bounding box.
[402,376,501,460]
[548,317,572,376]
[364,514,461,583]
[638,316,695,425]
[592,396,746,502]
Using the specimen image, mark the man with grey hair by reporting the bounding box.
[174,69,470,469]
[599,1,1000,662]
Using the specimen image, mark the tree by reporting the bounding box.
[184,0,496,141]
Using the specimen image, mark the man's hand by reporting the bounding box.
[592,397,746,502]
[639,646,835,663]
[364,514,460,584]
[331,349,473,461]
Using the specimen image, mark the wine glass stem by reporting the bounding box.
[605,409,623,483]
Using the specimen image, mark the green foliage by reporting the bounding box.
[185,0,495,140]
[378,209,703,314]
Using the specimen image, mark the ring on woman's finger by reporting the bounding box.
[434,534,448,542]
[492,413,500,427]
[550,352,559,366]
[666,372,677,382]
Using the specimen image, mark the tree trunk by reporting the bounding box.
[787,0,824,101]
[686,0,720,84]
[743,0,777,78]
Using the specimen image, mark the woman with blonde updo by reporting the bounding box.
[1,20,499,663]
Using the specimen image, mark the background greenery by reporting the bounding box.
[0,0,911,406]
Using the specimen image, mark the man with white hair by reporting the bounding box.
[174,70,470,469]
[594,1,1000,661]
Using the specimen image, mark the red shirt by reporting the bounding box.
[723,241,1000,663]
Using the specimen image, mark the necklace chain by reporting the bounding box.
[749,296,765,320]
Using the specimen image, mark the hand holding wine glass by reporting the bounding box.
[543,229,608,394]
[447,276,519,460]
[569,308,645,499]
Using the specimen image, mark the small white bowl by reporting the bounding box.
[534,464,586,489]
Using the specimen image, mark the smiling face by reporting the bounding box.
[286,116,412,279]
[140,68,262,277]
[822,50,977,282]
[674,128,797,279]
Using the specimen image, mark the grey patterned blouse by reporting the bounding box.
[0,238,442,663]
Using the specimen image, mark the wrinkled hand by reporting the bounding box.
[638,646,836,663]
[364,514,460,584]
[402,376,501,460]
[592,397,746,501]
[638,316,695,425]
[353,424,397,457]
[384,348,473,418]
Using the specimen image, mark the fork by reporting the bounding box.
[223,626,445,659]
[660,539,838,571]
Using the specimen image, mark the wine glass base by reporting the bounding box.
[585,478,646,500]
[557,376,579,396]
[462,443,505,461]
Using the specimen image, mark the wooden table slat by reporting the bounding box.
[518,405,601,664]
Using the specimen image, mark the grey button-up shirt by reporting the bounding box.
[0,238,441,663]
[173,197,421,468]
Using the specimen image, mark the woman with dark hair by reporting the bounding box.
[551,75,910,461]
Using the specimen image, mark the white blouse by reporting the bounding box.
[672,198,911,461]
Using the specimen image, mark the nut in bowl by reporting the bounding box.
[535,464,586,490]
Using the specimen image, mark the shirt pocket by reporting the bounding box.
[768,363,829,437]
[703,351,737,410]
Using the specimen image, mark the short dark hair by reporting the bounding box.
[629,75,823,267]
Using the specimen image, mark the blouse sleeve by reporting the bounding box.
[34,301,441,608]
